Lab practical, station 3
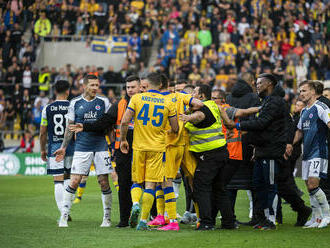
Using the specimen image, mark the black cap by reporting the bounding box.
[258,73,278,86]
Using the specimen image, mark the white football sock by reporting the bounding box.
[310,194,322,219]
[54,181,64,213]
[102,188,112,219]
[314,188,330,217]
[62,186,76,216]
[64,179,70,188]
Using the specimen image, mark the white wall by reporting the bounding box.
[35,41,126,71]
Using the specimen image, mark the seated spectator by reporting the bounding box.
[20,129,34,153]
[221,38,237,55]
[293,41,304,57]
[238,17,250,36]
[34,91,49,109]
[4,99,16,138]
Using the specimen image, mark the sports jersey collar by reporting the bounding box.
[181,91,187,94]
[148,89,161,94]
[82,95,96,102]
[161,91,171,95]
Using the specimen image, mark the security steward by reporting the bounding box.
[235,73,287,230]
[68,75,141,227]
[179,84,235,230]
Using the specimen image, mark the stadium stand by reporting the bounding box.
[0,0,329,144]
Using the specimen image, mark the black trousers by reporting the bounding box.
[277,158,307,213]
[320,151,330,203]
[115,149,133,224]
[193,148,234,228]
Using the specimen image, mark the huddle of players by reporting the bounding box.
[40,72,330,230]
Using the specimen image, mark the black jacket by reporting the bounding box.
[240,85,288,159]
[226,79,260,115]
[83,95,134,149]
[290,112,302,161]
[226,79,260,161]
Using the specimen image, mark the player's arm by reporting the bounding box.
[39,108,48,161]
[179,111,205,124]
[169,115,179,133]
[54,119,74,162]
[189,98,204,110]
[120,108,134,154]
[292,129,303,145]
[238,99,277,131]
[218,105,235,129]
[234,107,260,118]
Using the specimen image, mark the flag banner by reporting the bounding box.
[91,36,128,54]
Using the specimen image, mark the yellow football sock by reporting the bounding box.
[113,181,119,192]
[141,189,155,221]
[193,201,200,219]
[131,184,143,204]
[164,186,177,221]
[156,185,165,216]
[76,182,86,199]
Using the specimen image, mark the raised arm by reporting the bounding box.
[218,105,235,129]
[179,111,205,124]
[189,98,204,111]
[235,107,260,118]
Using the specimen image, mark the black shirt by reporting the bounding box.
[193,105,216,129]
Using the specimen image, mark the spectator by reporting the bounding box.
[34,11,52,37]
[32,99,42,132]
[197,25,212,48]
[20,129,34,153]
[4,100,16,137]
[34,91,49,109]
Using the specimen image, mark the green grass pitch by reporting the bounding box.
[1,176,330,248]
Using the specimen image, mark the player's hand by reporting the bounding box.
[69,123,83,133]
[226,129,235,139]
[120,140,129,154]
[54,148,66,162]
[284,144,293,160]
[179,113,190,123]
[41,151,48,162]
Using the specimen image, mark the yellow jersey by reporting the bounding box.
[165,92,193,146]
[128,90,176,152]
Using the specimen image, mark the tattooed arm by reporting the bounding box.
[54,120,74,162]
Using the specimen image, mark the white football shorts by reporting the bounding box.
[71,151,113,176]
[302,158,328,180]
[47,156,73,175]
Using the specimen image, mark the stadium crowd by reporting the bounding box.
[0,0,330,138]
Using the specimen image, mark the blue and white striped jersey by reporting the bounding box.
[67,95,110,152]
[41,100,75,157]
[298,100,330,160]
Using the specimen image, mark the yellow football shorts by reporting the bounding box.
[165,144,197,180]
[132,150,165,183]
[165,145,184,179]
[181,144,197,179]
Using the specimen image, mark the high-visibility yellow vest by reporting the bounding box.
[38,72,50,91]
[185,100,226,153]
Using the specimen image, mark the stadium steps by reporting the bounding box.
[147,39,160,70]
